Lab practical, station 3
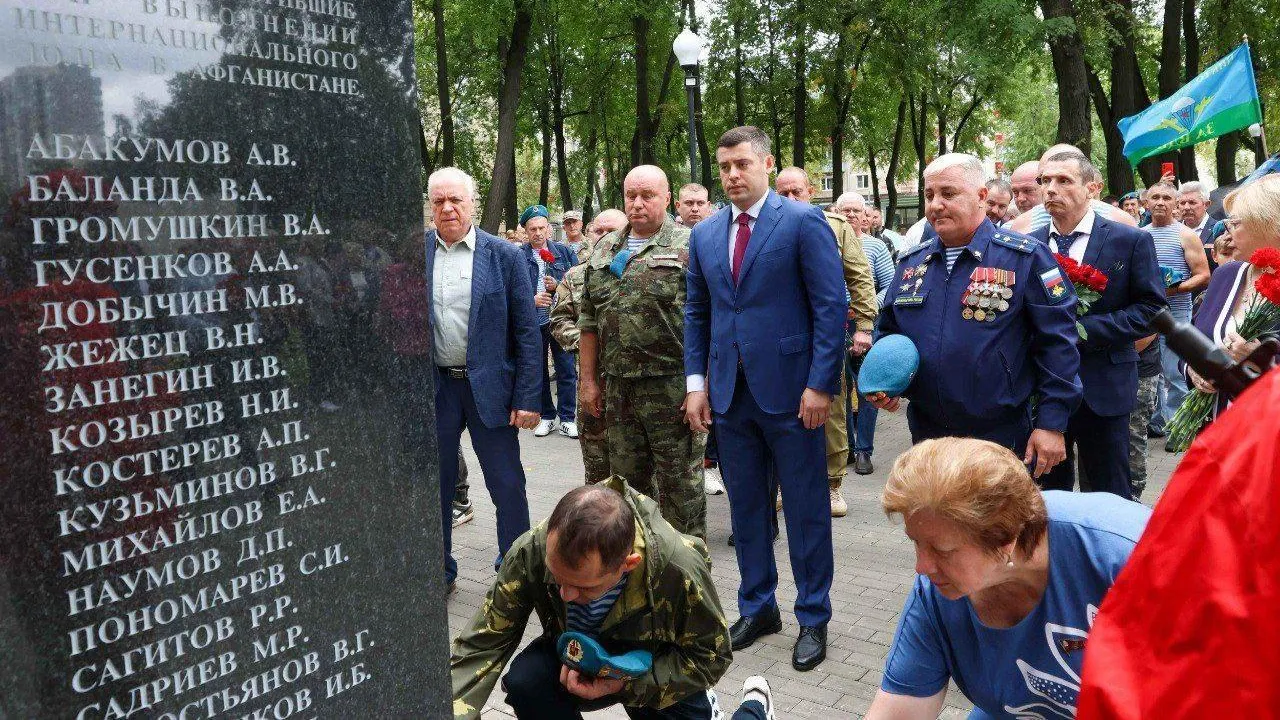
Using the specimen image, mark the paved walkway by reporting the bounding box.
[447,408,1182,718]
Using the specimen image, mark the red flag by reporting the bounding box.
[1078,366,1280,718]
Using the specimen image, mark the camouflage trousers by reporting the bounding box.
[824,366,850,488]
[576,386,610,484]
[1127,374,1159,500]
[605,374,707,539]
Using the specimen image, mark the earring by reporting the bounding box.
[1005,555,1014,568]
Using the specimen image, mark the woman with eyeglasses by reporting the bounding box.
[1185,175,1280,419]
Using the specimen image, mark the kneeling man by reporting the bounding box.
[451,480,732,719]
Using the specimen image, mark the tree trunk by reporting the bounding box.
[1088,69,1134,194]
[732,12,746,126]
[831,129,844,200]
[937,113,947,156]
[1178,0,1200,180]
[481,2,534,233]
[632,15,654,166]
[550,34,574,209]
[909,92,928,208]
[581,116,599,218]
[885,98,907,223]
[951,94,983,151]
[539,99,552,206]
[431,0,454,166]
[505,146,519,230]
[1215,132,1240,185]
[1039,0,1092,153]
[790,0,807,166]
[868,144,881,207]
[1149,0,1183,179]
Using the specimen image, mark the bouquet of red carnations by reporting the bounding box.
[1054,253,1109,340]
[1167,247,1280,451]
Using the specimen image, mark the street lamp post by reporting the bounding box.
[673,28,703,184]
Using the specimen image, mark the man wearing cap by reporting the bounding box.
[520,205,581,437]
[775,166,877,517]
[868,153,1083,481]
[579,168,708,538]
[562,209,588,257]
[549,209,628,484]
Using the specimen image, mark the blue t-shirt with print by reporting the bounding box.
[881,491,1151,719]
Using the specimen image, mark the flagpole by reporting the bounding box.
[1244,35,1270,164]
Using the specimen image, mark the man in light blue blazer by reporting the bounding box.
[426,167,542,588]
[683,126,847,671]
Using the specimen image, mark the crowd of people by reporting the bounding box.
[431,123,1280,719]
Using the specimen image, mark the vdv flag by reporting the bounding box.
[1118,43,1263,167]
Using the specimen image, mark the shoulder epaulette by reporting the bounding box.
[990,230,1037,254]
[900,241,930,258]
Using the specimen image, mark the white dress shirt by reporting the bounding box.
[688,193,771,393]
[432,226,475,367]
[1048,210,1095,263]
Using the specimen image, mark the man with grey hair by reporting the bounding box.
[1177,181,1216,249]
[426,167,542,591]
[868,153,1083,481]
[985,178,1013,227]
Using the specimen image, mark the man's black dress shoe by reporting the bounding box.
[792,623,827,671]
[853,451,874,475]
[729,606,782,650]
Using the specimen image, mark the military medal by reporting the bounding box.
[962,308,974,320]
[974,309,987,321]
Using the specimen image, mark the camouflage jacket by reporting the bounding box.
[450,478,731,718]
[578,219,691,378]
[825,211,879,333]
[548,262,587,352]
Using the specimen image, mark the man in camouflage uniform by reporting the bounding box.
[549,209,628,484]
[578,166,707,538]
[450,480,731,719]
[774,167,878,517]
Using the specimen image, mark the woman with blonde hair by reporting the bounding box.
[1186,175,1280,417]
[864,437,1150,720]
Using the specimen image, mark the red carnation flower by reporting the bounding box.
[538,247,555,263]
[1256,272,1280,306]
[1250,247,1280,273]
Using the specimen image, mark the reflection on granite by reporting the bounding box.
[0,1,449,716]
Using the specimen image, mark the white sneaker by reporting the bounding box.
[740,676,774,720]
[708,689,723,720]
[533,419,555,436]
[559,421,579,438]
[704,469,726,495]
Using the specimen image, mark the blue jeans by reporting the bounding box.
[846,356,877,454]
[1151,331,1190,432]
[540,324,577,422]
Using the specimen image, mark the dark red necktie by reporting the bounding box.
[732,212,752,285]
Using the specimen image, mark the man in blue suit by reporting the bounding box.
[684,126,847,671]
[427,168,543,589]
[1032,152,1167,499]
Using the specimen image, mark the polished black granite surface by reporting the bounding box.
[0,1,449,716]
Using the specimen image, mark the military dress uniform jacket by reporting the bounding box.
[450,478,732,718]
[879,219,1083,434]
[578,219,691,378]
[549,262,587,352]
[824,211,878,333]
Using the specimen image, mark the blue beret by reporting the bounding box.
[519,204,550,227]
[1209,219,1228,242]
[558,631,653,680]
[857,334,919,397]
[1119,191,1141,203]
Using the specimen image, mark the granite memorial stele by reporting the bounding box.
[0,0,451,716]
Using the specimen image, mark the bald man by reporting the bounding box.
[578,166,708,538]
[1010,161,1044,214]
[1007,145,1137,235]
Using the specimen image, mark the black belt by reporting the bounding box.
[438,366,468,379]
